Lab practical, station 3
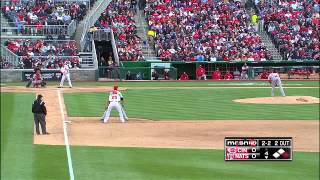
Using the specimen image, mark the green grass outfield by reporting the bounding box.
[1,81,319,180]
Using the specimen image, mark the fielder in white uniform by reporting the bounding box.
[268,72,286,97]
[59,63,72,88]
[102,86,128,123]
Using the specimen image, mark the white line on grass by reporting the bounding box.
[58,90,75,180]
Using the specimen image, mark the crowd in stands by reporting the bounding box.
[144,0,271,61]
[95,0,143,61]
[0,57,14,69]
[255,0,320,60]
[6,40,78,56]
[2,0,87,33]
[13,56,81,69]
[4,40,80,69]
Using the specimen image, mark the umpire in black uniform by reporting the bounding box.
[32,94,49,135]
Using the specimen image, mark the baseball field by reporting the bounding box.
[1,80,319,180]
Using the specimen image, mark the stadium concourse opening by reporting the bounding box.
[1,86,319,152]
[95,40,114,67]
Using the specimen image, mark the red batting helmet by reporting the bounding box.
[113,86,118,90]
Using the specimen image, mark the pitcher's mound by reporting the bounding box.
[234,96,320,104]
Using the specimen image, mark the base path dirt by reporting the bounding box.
[49,117,320,152]
[32,90,64,145]
[1,86,319,152]
[234,96,320,104]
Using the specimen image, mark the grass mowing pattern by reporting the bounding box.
[1,93,68,180]
[64,88,319,120]
[71,146,319,180]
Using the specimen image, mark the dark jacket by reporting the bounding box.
[32,100,47,115]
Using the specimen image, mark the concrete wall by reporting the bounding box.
[1,69,97,82]
[70,69,97,81]
[0,70,22,82]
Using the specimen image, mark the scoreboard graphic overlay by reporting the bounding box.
[225,137,293,161]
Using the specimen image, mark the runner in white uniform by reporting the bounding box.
[59,62,72,88]
[102,86,128,123]
[268,72,286,97]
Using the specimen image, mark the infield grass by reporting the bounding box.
[64,88,320,120]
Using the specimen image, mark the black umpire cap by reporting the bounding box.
[37,94,43,99]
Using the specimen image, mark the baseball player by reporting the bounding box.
[102,86,128,123]
[268,71,286,97]
[59,62,72,88]
[240,63,249,80]
[32,69,43,88]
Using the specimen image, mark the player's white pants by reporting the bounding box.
[60,74,72,87]
[103,102,125,123]
[102,104,128,120]
[197,74,206,80]
[271,78,285,97]
[240,72,248,80]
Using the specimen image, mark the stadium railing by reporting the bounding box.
[80,0,111,50]
[92,29,111,41]
[1,38,98,69]
[1,44,20,67]
[1,20,77,37]
[50,0,92,9]
[91,38,98,69]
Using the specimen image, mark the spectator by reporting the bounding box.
[152,70,159,80]
[126,71,133,80]
[257,0,319,60]
[212,68,221,80]
[107,55,114,66]
[224,71,234,80]
[179,72,189,80]
[145,0,270,61]
[196,65,206,80]
[95,0,141,61]
[2,1,87,29]
[4,39,80,69]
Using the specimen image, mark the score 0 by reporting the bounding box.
[251,147,258,159]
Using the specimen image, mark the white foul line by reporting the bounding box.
[58,90,75,180]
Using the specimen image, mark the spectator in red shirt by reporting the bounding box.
[224,71,233,80]
[179,72,189,80]
[196,65,206,80]
[212,68,221,80]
